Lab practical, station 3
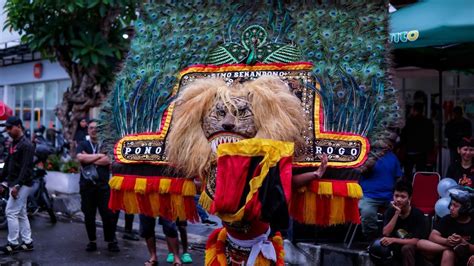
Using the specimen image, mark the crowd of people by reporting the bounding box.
[0,100,472,266]
[360,100,474,266]
[0,116,218,265]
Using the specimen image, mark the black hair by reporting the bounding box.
[458,137,473,148]
[88,119,99,125]
[394,180,413,197]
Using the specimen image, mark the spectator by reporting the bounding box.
[445,106,472,165]
[417,187,474,266]
[359,148,402,240]
[446,137,474,188]
[0,116,35,254]
[76,119,119,252]
[400,102,434,183]
[139,215,192,266]
[379,181,425,266]
[74,117,89,143]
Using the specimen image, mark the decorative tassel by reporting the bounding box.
[199,192,213,212]
[347,182,363,198]
[108,175,199,221]
[159,179,171,193]
[318,181,333,195]
[109,175,124,190]
[290,179,363,225]
[134,178,147,194]
[182,180,197,196]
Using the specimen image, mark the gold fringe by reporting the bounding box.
[346,183,363,198]
[171,194,186,220]
[123,191,140,213]
[199,192,213,212]
[182,180,197,196]
[134,178,147,194]
[329,196,345,224]
[149,192,161,216]
[318,181,333,195]
[159,179,171,194]
[304,191,317,224]
[109,175,124,190]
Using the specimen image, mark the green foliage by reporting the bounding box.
[4,0,138,84]
[46,154,80,174]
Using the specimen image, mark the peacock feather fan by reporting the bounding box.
[100,0,403,172]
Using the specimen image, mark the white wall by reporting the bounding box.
[0,60,69,86]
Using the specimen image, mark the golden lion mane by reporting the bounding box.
[167,76,306,178]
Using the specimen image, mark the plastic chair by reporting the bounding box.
[411,172,440,216]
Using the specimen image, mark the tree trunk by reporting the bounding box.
[55,66,107,156]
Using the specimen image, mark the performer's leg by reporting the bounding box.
[139,215,158,264]
[161,217,182,265]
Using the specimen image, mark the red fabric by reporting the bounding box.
[279,156,293,202]
[316,196,330,225]
[289,192,304,222]
[146,178,162,193]
[332,181,348,197]
[138,193,154,217]
[411,172,440,215]
[109,190,125,210]
[212,155,252,213]
[205,228,222,249]
[243,191,262,221]
[184,197,199,222]
[169,178,185,193]
[159,194,172,219]
[0,101,13,120]
[345,198,361,224]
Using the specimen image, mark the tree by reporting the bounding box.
[4,0,138,147]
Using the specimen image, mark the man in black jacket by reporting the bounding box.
[0,116,35,254]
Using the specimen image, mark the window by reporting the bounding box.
[12,79,71,135]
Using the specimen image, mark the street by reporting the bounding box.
[0,214,205,266]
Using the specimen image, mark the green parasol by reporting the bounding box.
[390,0,474,70]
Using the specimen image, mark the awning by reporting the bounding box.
[390,0,474,70]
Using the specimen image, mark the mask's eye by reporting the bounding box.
[237,108,250,117]
[217,110,225,116]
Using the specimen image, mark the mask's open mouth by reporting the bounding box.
[208,132,245,153]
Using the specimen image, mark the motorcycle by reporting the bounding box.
[27,167,57,224]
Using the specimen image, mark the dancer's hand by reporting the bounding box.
[313,154,328,179]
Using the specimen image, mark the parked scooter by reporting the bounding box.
[27,167,57,224]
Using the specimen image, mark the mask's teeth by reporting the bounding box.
[211,139,218,152]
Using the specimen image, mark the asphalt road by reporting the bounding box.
[0,214,205,266]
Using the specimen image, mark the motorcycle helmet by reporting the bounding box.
[449,186,474,216]
[368,239,393,265]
